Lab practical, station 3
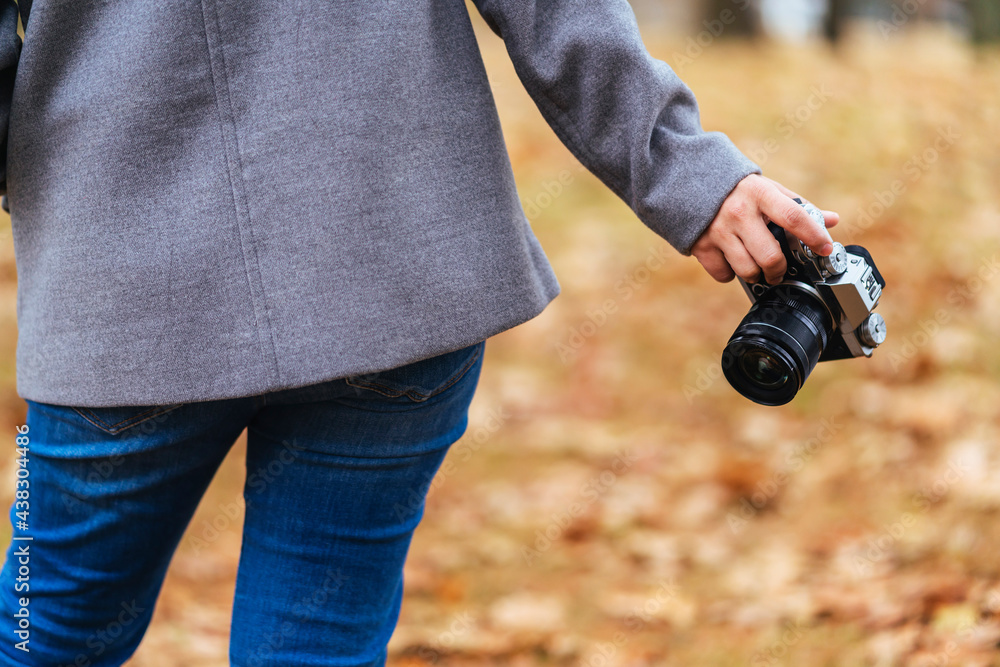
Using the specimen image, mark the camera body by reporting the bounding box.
[721,199,886,406]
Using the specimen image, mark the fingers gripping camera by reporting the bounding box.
[721,199,886,406]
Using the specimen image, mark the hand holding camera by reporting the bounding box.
[691,174,839,285]
[693,175,886,406]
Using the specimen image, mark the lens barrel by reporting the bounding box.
[722,286,833,406]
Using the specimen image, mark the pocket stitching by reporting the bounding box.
[344,343,483,402]
[71,404,185,435]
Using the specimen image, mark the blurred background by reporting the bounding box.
[0,0,999,664]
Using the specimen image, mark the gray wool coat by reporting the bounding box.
[0,0,760,407]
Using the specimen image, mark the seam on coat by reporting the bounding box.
[199,0,282,386]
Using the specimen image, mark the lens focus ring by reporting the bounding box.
[722,286,834,406]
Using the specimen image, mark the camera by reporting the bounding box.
[721,198,886,406]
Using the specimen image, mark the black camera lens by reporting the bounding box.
[739,349,790,388]
[722,286,833,406]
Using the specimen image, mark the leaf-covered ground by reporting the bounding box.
[0,18,997,667]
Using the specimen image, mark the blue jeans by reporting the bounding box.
[0,340,486,666]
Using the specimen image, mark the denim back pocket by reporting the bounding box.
[344,341,485,403]
[71,404,186,436]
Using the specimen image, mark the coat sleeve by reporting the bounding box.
[469,0,761,255]
[0,0,21,203]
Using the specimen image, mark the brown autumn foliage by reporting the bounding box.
[0,16,997,667]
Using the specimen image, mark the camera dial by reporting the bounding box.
[858,313,887,347]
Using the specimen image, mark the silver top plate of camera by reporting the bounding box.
[737,199,886,359]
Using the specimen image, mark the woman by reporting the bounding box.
[0,0,835,664]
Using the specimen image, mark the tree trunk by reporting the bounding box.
[968,0,1000,44]
[823,0,850,43]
